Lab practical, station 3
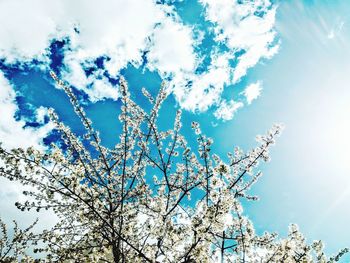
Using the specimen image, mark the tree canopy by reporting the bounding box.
[0,72,348,262]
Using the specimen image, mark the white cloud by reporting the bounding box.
[59,0,166,101]
[0,0,163,63]
[0,0,61,62]
[214,99,243,121]
[63,0,164,75]
[62,55,119,102]
[89,77,119,102]
[35,106,49,124]
[243,81,263,104]
[0,0,278,117]
[0,71,53,150]
[147,17,198,75]
[199,0,278,83]
[0,0,164,101]
[171,52,232,112]
[155,0,278,115]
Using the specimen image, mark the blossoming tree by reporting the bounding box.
[0,72,347,262]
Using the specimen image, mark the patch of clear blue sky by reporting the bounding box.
[2,0,350,259]
[230,0,350,258]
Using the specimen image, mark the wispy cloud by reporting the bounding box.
[214,99,243,121]
[327,20,345,39]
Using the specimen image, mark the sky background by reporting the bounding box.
[0,0,350,259]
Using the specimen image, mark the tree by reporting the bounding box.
[0,219,37,262]
[0,72,347,262]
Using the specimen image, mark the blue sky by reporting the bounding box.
[0,0,349,259]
